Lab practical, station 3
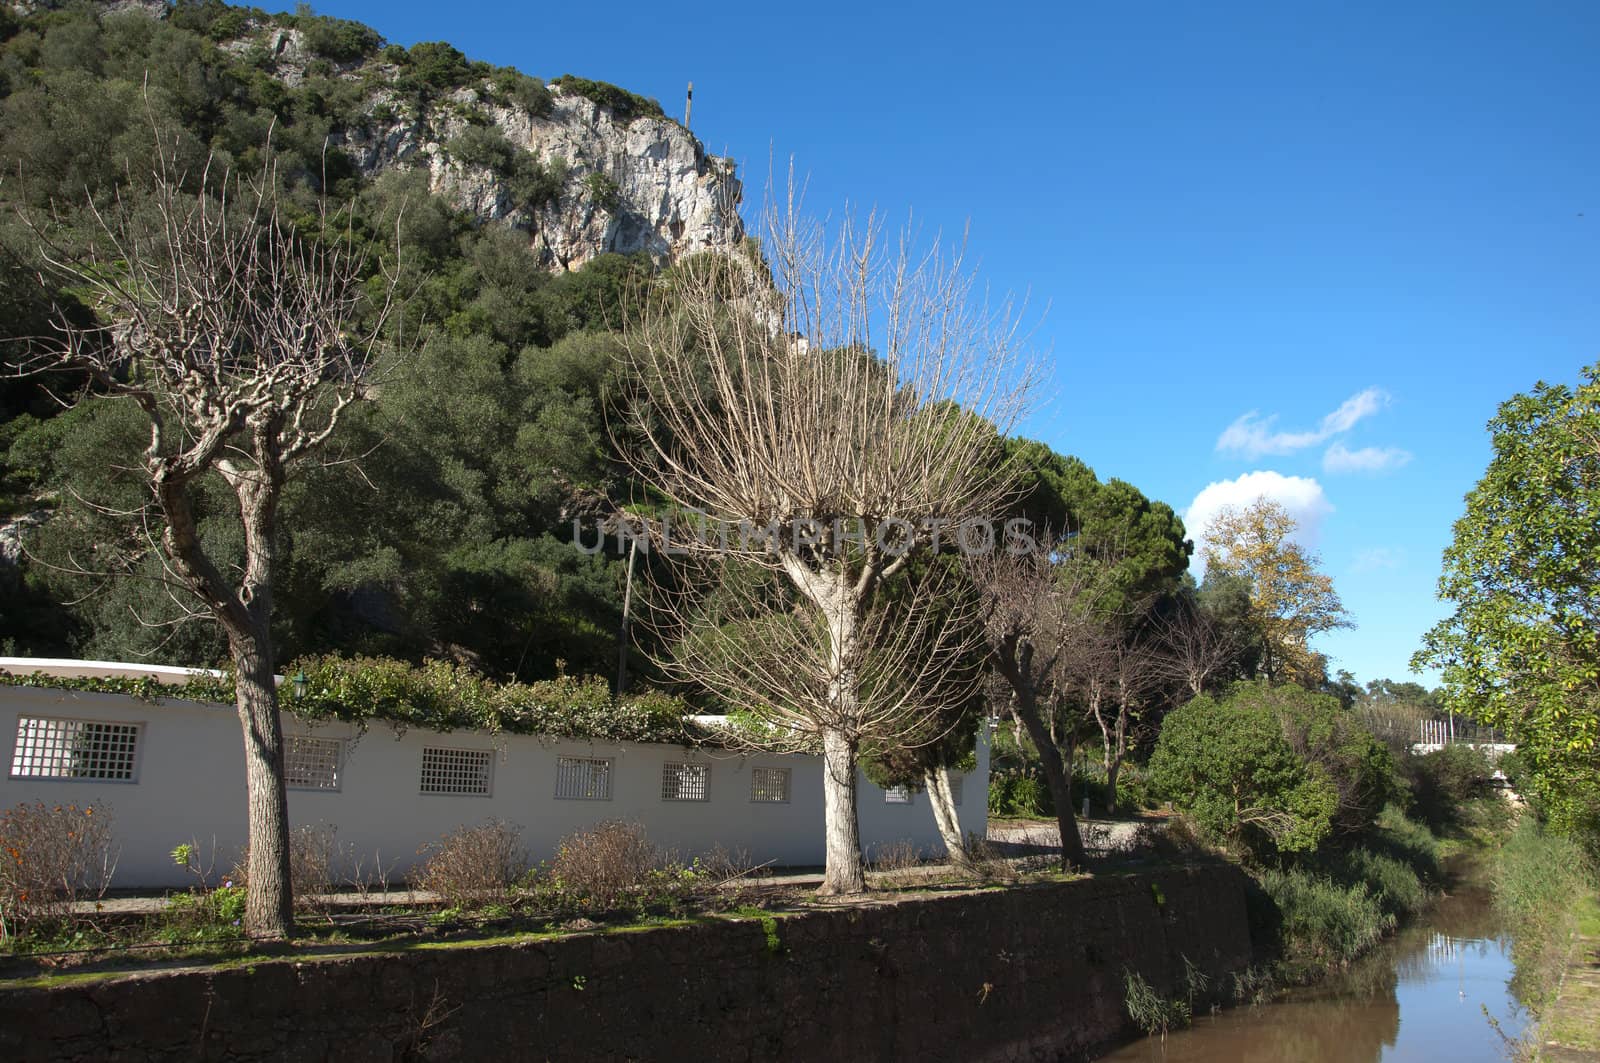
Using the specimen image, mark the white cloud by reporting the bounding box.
[1319,388,1388,435]
[1323,441,1413,474]
[1215,387,1390,459]
[1351,547,1404,573]
[1184,471,1333,572]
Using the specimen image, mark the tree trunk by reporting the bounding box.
[1015,700,1086,868]
[233,635,293,939]
[1104,750,1121,816]
[924,767,969,866]
[819,726,866,894]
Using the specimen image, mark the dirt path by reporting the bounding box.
[985,818,1148,857]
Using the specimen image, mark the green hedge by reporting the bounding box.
[0,655,696,745]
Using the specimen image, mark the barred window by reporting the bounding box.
[284,736,342,791]
[949,774,964,807]
[419,747,493,796]
[10,717,140,781]
[884,785,912,805]
[555,756,612,800]
[750,767,790,803]
[662,761,710,802]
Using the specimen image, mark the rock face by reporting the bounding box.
[342,86,745,271]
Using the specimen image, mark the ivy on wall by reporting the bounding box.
[0,655,700,746]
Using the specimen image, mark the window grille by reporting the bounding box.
[949,774,964,807]
[555,756,612,800]
[10,717,140,781]
[884,785,912,805]
[419,747,493,796]
[284,736,342,791]
[750,767,790,803]
[661,761,709,802]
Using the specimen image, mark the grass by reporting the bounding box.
[1491,814,1599,1055]
[1123,969,1191,1038]
[1250,805,1442,978]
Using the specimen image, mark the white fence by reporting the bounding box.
[0,671,988,888]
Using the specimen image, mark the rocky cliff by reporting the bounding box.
[256,25,743,271]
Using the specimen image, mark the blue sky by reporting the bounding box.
[311,0,1600,687]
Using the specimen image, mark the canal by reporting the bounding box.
[1096,860,1528,1062]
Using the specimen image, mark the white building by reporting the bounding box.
[0,658,988,888]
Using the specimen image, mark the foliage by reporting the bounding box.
[1201,499,1351,687]
[1123,970,1191,1038]
[551,74,665,122]
[411,820,527,911]
[0,801,116,937]
[490,68,553,117]
[1414,362,1600,846]
[1245,805,1436,975]
[447,123,517,171]
[584,171,621,212]
[1148,687,1335,855]
[403,41,472,93]
[290,655,693,742]
[299,14,382,63]
[1005,438,1192,614]
[0,0,665,678]
[989,767,1054,818]
[0,657,696,744]
[1403,744,1493,831]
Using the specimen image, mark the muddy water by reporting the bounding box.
[1095,866,1527,1063]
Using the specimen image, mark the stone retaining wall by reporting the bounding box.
[1,865,1253,1062]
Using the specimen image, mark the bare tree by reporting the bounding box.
[14,149,401,938]
[619,192,1031,894]
[1087,617,1166,815]
[1148,597,1241,699]
[969,541,1099,868]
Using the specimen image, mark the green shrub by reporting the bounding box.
[405,41,471,93]
[491,68,552,117]
[448,124,516,173]
[508,152,566,211]
[988,768,1053,818]
[584,171,621,212]
[168,0,252,42]
[300,15,382,63]
[1149,682,1396,858]
[551,74,664,122]
[1149,689,1337,855]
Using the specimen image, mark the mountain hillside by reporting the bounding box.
[7,0,744,270]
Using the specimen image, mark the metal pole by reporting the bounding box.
[617,533,638,693]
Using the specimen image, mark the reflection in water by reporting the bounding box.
[1094,870,1527,1063]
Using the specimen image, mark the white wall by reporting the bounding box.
[0,684,989,888]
